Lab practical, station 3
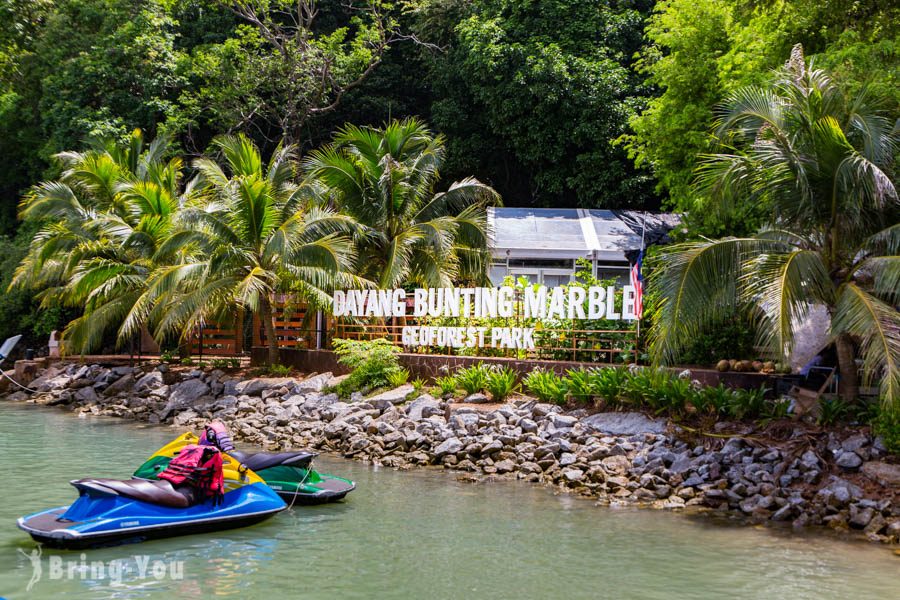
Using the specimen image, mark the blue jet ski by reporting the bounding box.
[17,442,286,549]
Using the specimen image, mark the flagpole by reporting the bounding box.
[635,213,647,361]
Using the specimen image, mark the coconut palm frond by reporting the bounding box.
[833,283,900,408]
[744,249,833,359]
[650,237,772,364]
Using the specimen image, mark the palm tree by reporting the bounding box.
[303,118,500,288]
[11,129,195,354]
[651,46,899,408]
[146,134,363,365]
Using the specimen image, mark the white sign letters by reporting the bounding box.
[333,285,637,350]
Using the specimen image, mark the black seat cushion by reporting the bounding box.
[73,478,194,508]
[229,450,317,472]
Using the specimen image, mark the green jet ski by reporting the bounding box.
[134,421,355,506]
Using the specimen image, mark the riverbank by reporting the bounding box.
[5,361,900,547]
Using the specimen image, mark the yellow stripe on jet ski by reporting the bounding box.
[146,432,267,486]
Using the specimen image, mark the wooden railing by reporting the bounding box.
[252,296,323,350]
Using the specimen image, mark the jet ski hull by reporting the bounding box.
[257,465,356,505]
[18,482,285,549]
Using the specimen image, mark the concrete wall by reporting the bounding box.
[252,347,775,391]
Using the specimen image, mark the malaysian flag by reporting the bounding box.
[630,250,644,319]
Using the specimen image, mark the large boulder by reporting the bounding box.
[294,372,332,393]
[102,373,135,397]
[861,461,900,487]
[406,395,441,421]
[433,437,463,458]
[234,377,296,396]
[134,371,164,394]
[367,384,413,407]
[159,378,210,419]
[581,412,667,435]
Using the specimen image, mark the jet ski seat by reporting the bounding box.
[228,450,317,472]
[72,478,195,508]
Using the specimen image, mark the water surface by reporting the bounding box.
[1,404,897,599]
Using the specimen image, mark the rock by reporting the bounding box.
[102,373,134,396]
[406,395,442,421]
[294,372,332,393]
[551,414,578,429]
[841,434,869,453]
[860,461,900,487]
[667,452,694,476]
[433,437,463,458]
[600,455,630,475]
[519,418,538,433]
[563,469,585,482]
[367,384,413,406]
[234,377,296,396]
[772,505,794,521]
[581,412,666,435]
[836,451,863,470]
[531,403,559,418]
[463,393,490,404]
[174,409,199,427]
[495,459,516,474]
[159,378,210,419]
[849,505,875,529]
[559,452,578,466]
[74,386,99,403]
[134,371,163,393]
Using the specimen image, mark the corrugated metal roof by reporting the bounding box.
[487,207,663,261]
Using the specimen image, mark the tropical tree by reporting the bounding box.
[11,129,195,354]
[650,46,900,408]
[303,118,500,288]
[146,134,363,365]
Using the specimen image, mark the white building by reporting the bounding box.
[487,207,678,286]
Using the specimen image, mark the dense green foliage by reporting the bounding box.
[625,0,898,233]
[650,50,900,409]
[331,337,404,396]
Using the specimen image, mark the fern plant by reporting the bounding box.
[486,367,519,402]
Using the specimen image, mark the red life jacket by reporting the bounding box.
[158,444,224,502]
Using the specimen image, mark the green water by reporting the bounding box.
[0,404,897,599]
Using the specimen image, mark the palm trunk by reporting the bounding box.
[835,332,858,401]
[260,295,279,366]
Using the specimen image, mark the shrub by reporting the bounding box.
[524,369,568,405]
[486,367,519,402]
[160,350,175,364]
[694,384,733,416]
[332,338,402,396]
[412,376,427,394]
[267,363,292,377]
[816,397,852,426]
[386,368,410,388]
[872,409,900,456]
[590,367,629,405]
[227,357,241,369]
[566,368,595,403]
[434,375,457,397]
[180,357,194,366]
[726,387,768,420]
[210,358,229,369]
[456,363,489,395]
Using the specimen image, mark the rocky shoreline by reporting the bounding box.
[5,361,900,546]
